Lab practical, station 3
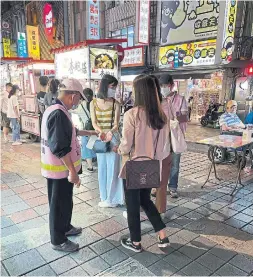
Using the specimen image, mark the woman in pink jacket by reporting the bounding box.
[117,75,170,253]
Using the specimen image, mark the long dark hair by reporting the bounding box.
[83,88,94,112]
[50,79,60,95]
[133,74,167,130]
[8,85,19,98]
[97,74,118,99]
[150,75,163,103]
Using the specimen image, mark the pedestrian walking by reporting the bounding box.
[41,78,97,252]
[90,74,124,208]
[73,88,96,172]
[1,83,12,142]
[44,79,60,109]
[117,74,170,253]
[159,74,188,198]
[7,85,22,146]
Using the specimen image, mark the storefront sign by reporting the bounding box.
[138,0,150,44]
[43,3,54,41]
[55,48,89,79]
[87,0,100,39]
[221,0,238,64]
[3,38,11,57]
[21,114,40,136]
[160,0,219,45]
[90,48,118,79]
[159,39,216,69]
[26,25,40,60]
[121,46,144,67]
[17,32,28,58]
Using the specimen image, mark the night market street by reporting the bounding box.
[1,125,253,276]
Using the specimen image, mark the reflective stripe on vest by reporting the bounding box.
[41,159,81,172]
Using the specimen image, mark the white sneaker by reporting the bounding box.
[98,201,117,208]
[123,211,128,219]
[4,137,9,143]
[20,139,27,143]
[12,141,22,146]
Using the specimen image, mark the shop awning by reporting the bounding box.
[51,39,128,54]
[154,65,223,79]
[222,59,253,68]
[1,57,33,65]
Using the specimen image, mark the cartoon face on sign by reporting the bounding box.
[161,0,187,44]
[43,3,54,42]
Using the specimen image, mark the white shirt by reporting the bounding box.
[7,95,19,118]
[1,91,9,114]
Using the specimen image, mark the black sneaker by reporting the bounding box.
[65,226,82,236]
[158,236,170,248]
[121,238,142,253]
[52,239,79,252]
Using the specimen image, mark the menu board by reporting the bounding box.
[121,46,144,67]
[90,48,118,80]
[159,39,216,69]
[55,48,89,80]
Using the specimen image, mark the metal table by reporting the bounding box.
[197,135,253,195]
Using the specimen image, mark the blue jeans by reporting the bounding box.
[10,118,20,142]
[168,152,181,191]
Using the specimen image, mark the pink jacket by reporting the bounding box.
[118,107,170,179]
[41,104,81,179]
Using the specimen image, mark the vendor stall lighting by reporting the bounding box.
[245,65,253,76]
[239,79,249,90]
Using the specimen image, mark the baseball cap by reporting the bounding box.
[159,74,174,85]
[226,100,237,109]
[60,78,87,101]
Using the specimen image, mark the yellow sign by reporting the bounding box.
[221,0,238,63]
[3,38,11,57]
[159,39,216,69]
[26,25,40,60]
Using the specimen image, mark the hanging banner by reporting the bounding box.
[26,25,40,60]
[221,0,238,64]
[137,0,150,44]
[90,48,118,79]
[160,0,220,45]
[55,48,89,80]
[17,32,28,58]
[87,0,100,39]
[121,46,144,67]
[3,38,11,57]
[159,39,216,69]
[43,3,54,42]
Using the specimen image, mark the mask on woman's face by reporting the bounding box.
[161,87,171,98]
[107,88,116,98]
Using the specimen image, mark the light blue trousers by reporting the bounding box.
[97,151,124,205]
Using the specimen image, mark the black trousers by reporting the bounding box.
[123,180,166,242]
[47,178,73,245]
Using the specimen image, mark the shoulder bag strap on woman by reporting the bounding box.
[80,103,90,119]
[153,129,160,159]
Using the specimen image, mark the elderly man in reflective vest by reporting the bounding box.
[41,79,97,252]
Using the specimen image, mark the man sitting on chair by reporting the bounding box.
[219,100,245,132]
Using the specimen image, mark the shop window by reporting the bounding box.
[110,26,135,48]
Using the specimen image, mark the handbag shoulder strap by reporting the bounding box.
[153,129,160,159]
[179,96,185,111]
[111,99,115,129]
[80,103,90,119]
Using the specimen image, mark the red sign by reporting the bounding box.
[43,3,53,41]
[116,45,124,63]
[245,65,253,76]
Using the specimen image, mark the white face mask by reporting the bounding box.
[161,87,171,98]
[107,88,116,98]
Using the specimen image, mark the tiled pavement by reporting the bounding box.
[1,135,253,276]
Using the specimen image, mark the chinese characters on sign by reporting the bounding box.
[161,0,220,45]
[87,0,100,39]
[3,38,11,57]
[121,46,144,67]
[26,25,40,59]
[55,48,89,80]
[17,32,28,58]
[159,39,216,69]
[21,114,40,136]
[221,0,238,64]
[90,48,118,79]
[138,0,150,44]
